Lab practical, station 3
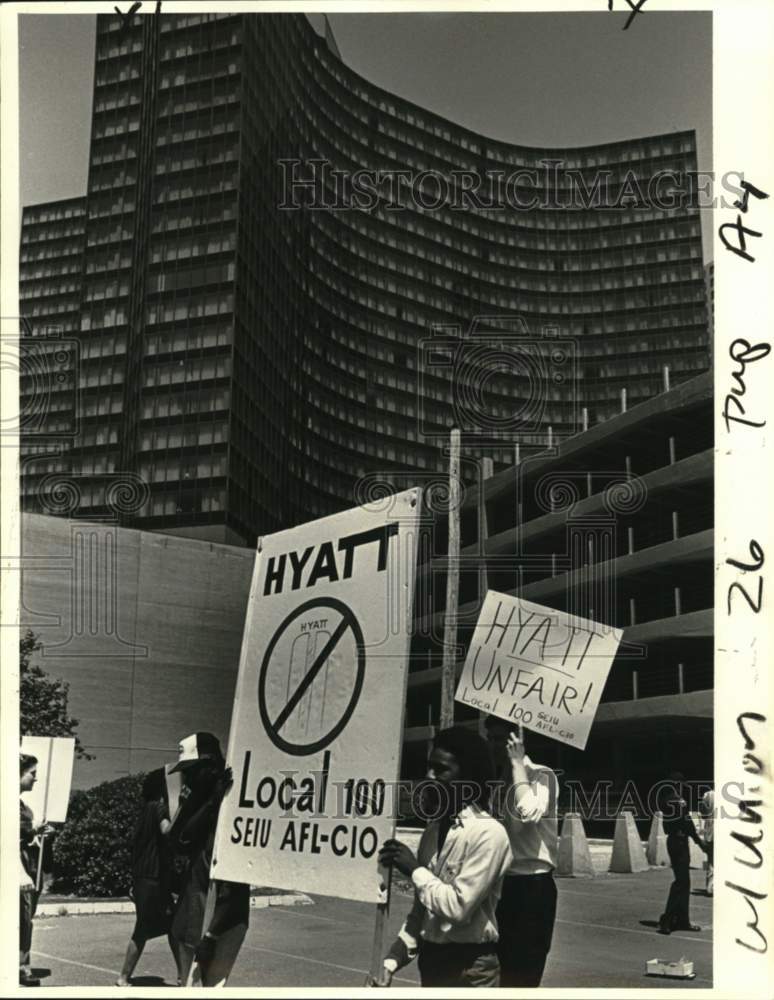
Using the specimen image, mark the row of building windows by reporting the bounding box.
[86,223,134,246]
[151,201,237,232]
[22,202,84,224]
[150,231,236,262]
[145,291,234,323]
[316,254,705,323]
[92,113,141,140]
[312,229,704,299]
[19,261,83,281]
[154,173,238,205]
[140,387,230,419]
[146,261,234,292]
[144,323,232,355]
[85,253,133,275]
[159,26,240,61]
[21,244,84,264]
[155,147,238,175]
[142,355,231,387]
[21,223,86,244]
[91,141,139,167]
[319,221,702,278]
[314,196,701,264]
[139,421,228,450]
[139,488,226,517]
[138,454,227,482]
[79,366,124,388]
[20,279,80,299]
[81,307,128,329]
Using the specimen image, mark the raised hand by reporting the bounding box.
[506,732,525,763]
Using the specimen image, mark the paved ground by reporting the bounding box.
[29,868,712,989]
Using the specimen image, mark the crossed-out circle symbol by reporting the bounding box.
[258,597,366,756]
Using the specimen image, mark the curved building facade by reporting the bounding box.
[20,12,710,545]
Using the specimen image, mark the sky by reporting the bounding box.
[18,9,713,252]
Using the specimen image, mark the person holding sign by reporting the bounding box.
[116,769,180,987]
[373,726,512,988]
[484,717,559,987]
[19,754,54,988]
[168,733,250,987]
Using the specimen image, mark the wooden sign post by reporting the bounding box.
[366,863,392,985]
[440,428,461,729]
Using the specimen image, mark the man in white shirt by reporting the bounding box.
[485,716,559,987]
[374,726,513,988]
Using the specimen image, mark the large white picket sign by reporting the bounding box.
[20,736,75,824]
[455,591,622,750]
[212,489,420,902]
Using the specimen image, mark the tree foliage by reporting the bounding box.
[20,629,92,760]
[51,773,145,897]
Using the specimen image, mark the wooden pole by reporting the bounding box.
[35,835,47,894]
[477,456,494,739]
[440,429,461,730]
[479,456,494,594]
[36,737,55,893]
[367,864,393,984]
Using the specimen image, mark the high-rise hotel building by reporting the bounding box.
[20,12,710,545]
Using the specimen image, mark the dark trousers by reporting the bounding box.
[417,941,499,988]
[661,835,691,929]
[20,888,38,970]
[496,873,557,987]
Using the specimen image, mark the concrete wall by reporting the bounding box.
[20,514,254,788]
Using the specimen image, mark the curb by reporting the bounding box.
[36,892,313,918]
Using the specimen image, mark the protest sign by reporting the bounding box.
[212,488,420,903]
[455,591,622,750]
[20,736,75,824]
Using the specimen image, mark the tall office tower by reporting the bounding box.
[704,260,714,340]
[19,197,86,512]
[20,13,710,545]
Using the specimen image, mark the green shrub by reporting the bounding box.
[51,773,145,897]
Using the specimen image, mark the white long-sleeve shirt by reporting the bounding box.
[494,755,559,876]
[393,802,512,958]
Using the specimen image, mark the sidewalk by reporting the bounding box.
[29,867,713,988]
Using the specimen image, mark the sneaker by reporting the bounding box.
[674,924,702,932]
[20,972,40,987]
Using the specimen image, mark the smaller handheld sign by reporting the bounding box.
[455,592,622,750]
[20,736,75,824]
